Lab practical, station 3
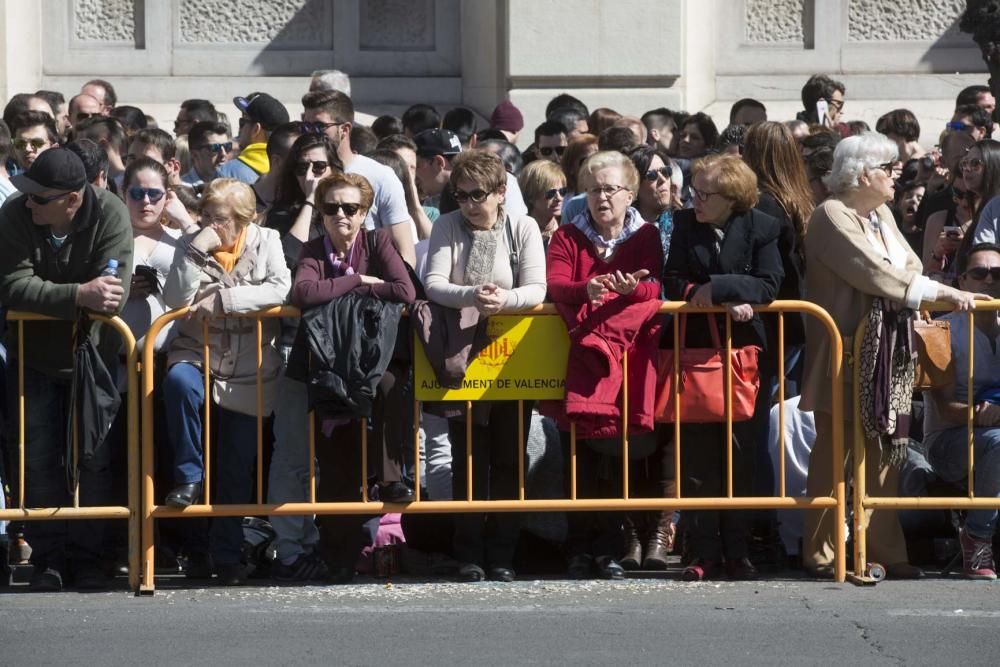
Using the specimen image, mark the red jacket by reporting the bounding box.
[542,222,663,438]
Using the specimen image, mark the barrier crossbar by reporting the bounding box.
[1,310,140,591]
[138,300,845,594]
[851,299,1000,583]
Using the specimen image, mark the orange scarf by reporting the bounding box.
[212,226,248,273]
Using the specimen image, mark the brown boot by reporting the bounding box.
[642,510,676,570]
[620,513,642,570]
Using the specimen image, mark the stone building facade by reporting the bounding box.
[0,0,989,147]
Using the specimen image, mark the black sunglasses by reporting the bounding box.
[965,266,1000,281]
[28,191,71,205]
[538,145,567,157]
[127,187,166,204]
[195,142,233,154]
[544,187,568,199]
[301,121,343,134]
[644,166,673,181]
[294,160,330,176]
[320,201,363,217]
[453,188,492,204]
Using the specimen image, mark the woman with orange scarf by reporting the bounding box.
[161,178,291,585]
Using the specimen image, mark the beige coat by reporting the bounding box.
[164,223,291,416]
[800,199,929,416]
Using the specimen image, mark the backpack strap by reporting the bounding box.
[505,215,520,286]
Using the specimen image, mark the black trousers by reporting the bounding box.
[449,401,532,569]
[561,432,624,560]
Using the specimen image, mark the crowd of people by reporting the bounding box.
[0,71,998,592]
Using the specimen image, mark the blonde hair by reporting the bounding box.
[578,150,640,193]
[690,153,759,213]
[517,160,566,205]
[200,178,257,227]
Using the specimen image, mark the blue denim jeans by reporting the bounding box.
[162,362,258,565]
[926,425,1000,540]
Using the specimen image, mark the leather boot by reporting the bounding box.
[642,510,676,570]
[620,513,642,570]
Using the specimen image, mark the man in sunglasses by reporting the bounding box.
[534,120,568,164]
[923,243,1000,580]
[217,92,290,185]
[9,110,59,171]
[181,121,231,188]
[0,148,133,591]
[67,93,103,131]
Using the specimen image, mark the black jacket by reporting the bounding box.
[293,293,404,419]
[754,192,805,346]
[662,208,783,350]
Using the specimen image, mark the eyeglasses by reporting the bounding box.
[195,142,233,154]
[947,121,974,133]
[320,201,363,217]
[544,187,568,200]
[690,186,722,202]
[28,191,70,205]
[538,145,567,158]
[824,97,844,112]
[14,138,48,151]
[645,166,673,181]
[960,157,984,172]
[127,187,166,204]
[301,121,344,135]
[453,188,493,204]
[294,160,330,176]
[587,184,628,199]
[875,161,897,177]
[964,266,1000,281]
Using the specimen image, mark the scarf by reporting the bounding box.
[570,206,645,255]
[236,142,270,175]
[212,226,248,273]
[323,234,357,277]
[462,205,506,287]
[859,297,916,468]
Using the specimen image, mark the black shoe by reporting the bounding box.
[380,482,415,504]
[488,567,515,582]
[183,552,214,579]
[458,563,485,582]
[73,561,109,590]
[29,567,63,592]
[595,556,625,580]
[272,552,330,583]
[328,566,356,585]
[165,482,202,508]
[567,554,594,579]
[215,562,251,586]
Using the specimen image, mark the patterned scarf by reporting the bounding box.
[570,206,646,255]
[462,205,506,286]
[859,298,916,468]
[212,226,248,273]
[323,234,357,277]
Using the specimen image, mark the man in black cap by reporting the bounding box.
[0,147,133,591]
[217,92,290,184]
[414,128,463,214]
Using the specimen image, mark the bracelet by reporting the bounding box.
[302,201,314,208]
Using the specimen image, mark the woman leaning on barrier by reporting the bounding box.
[799,132,986,580]
[545,150,666,580]
[662,153,784,582]
[287,172,416,584]
[160,177,291,586]
[423,149,546,583]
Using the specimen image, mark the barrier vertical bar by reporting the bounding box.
[202,320,211,504]
[622,350,629,500]
[17,322,24,508]
[124,327,141,592]
[308,411,316,503]
[778,312,786,497]
[569,421,577,500]
[413,396,421,503]
[517,399,525,501]
[72,401,80,507]
[673,311,681,498]
[255,319,263,504]
[852,330,867,578]
[466,401,473,502]
[725,312,733,499]
[830,312,846,584]
[967,310,975,499]
[361,418,369,502]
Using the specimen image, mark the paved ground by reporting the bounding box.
[2,574,999,666]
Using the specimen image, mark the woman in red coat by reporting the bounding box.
[546,150,663,580]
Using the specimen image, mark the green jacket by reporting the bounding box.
[0,186,133,378]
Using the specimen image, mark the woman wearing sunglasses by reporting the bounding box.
[423,150,546,583]
[945,139,1000,269]
[517,159,566,250]
[628,145,677,258]
[267,133,342,254]
[801,133,986,581]
[289,172,416,583]
[160,178,291,585]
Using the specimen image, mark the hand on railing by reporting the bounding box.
[186,293,222,320]
[724,303,754,322]
[474,283,507,316]
[936,283,991,312]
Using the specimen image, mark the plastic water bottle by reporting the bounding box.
[100,259,119,278]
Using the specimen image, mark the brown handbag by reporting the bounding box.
[912,313,952,390]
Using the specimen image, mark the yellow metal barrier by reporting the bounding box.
[851,299,1000,583]
[1,311,140,592]
[138,300,845,593]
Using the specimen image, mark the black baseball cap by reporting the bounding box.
[233,92,290,130]
[414,128,462,159]
[11,148,87,194]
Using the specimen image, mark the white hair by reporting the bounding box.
[309,70,351,96]
[823,131,899,194]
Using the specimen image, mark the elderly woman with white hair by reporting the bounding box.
[799,132,985,579]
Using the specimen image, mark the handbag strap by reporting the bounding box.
[681,283,723,350]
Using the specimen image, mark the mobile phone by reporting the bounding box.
[815,99,829,125]
[133,265,160,293]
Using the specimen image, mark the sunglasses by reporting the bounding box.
[453,188,492,204]
[644,166,673,181]
[875,161,896,177]
[544,187,568,199]
[14,138,48,151]
[538,145,567,157]
[320,201,363,217]
[947,121,974,132]
[301,121,344,134]
[960,157,984,172]
[74,112,101,123]
[294,160,330,176]
[965,266,1000,281]
[28,191,70,205]
[195,142,233,154]
[127,187,166,204]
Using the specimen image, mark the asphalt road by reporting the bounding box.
[2,575,999,666]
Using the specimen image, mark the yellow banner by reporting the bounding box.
[414,314,570,401]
